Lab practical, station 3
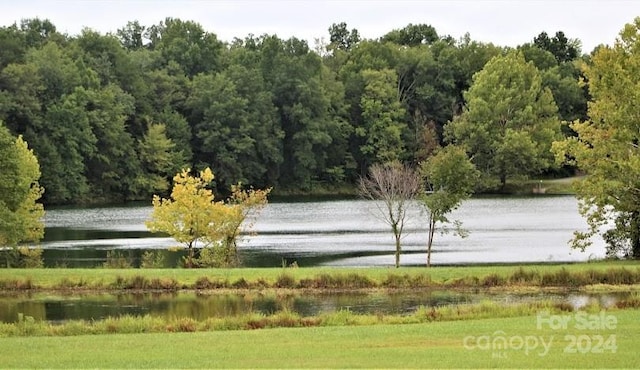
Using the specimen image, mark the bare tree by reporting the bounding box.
[359,161,421,268]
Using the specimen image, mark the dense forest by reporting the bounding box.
[0,18,588,205]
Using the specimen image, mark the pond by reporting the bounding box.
[0,290,626,324]
[39,196,606,268]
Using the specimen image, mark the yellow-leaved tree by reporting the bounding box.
[146,168,270,268]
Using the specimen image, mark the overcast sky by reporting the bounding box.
[1,0,639,53]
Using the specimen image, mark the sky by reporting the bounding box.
[0,0,639,53]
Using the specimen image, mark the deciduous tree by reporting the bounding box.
[146,168,271,267]
[445,51,561,189]
[146,168,237,268]
[552,18,640,259]
[0,122,44,247]
[419,146,478,267]
[359,162,420,268]
[359,68,407,164]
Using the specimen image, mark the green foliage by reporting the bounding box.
[103,251,133,269]
[359,68,407,163]
[445,50,562,189]
[0,247,44,268]
[552,18,640,259]
[0,18,592,205]
[419,146,479,266]
[140,250,166,269]
[193,246,235,268]
[0,123,44,247]
[327,22,360,51]
[533,30,581,63]
[381,23,439,46]
[136,123,182,196]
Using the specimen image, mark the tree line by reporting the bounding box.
[3,16,639,261]
[0,18,588,205]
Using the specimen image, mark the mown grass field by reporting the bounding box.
[0,309,637,368]
[1,260,639,290]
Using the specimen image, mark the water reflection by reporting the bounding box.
[38,196,607,267]
[0,290,628,324]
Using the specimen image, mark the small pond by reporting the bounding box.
[0,290,628,324]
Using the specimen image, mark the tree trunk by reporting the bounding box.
[395,235,401,268]
[427,217,436,267]
[631,211,640,259]
[500,173,507,189]
[187,242,194,268]
[392,223,401,268]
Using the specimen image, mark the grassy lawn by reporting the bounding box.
[0,309,637,368]
[1,260,638,290]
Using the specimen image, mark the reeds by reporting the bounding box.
[3,295,636,337]
[1,267,639,291]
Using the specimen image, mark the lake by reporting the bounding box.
[38,196,605,268]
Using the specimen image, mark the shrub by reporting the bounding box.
[103,251,133,268]
[140,250,166,268]
[195,245,241,268]
[0,247,44,268]
[18,247,44,268]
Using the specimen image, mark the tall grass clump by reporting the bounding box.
[615,292,640,309]
[275,273,296,288]
[601,268,639,285]
[110,275,150,289]
[320,309,359,326]
[508,267,541,285]
[541,267,583,287]
[298,273,377,289]
[194,276,229,289]
[0,278,34,290]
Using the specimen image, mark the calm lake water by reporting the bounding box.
[0,290,626,323]
[40,196,606,268]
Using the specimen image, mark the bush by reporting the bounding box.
[140,250,166,268]
[0,247,44,268]
[195,245,241,268]
[18,247,44,268]
[103,251,133,268]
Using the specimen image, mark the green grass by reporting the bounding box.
[0,309,637,368]
[0,299,590,337]
[499,176,584,195]
[0,261,638,290]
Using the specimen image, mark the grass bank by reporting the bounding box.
[1,309,637,368]
[498,176,583,195]
[2,295,639,337]
[0,261,638,291]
